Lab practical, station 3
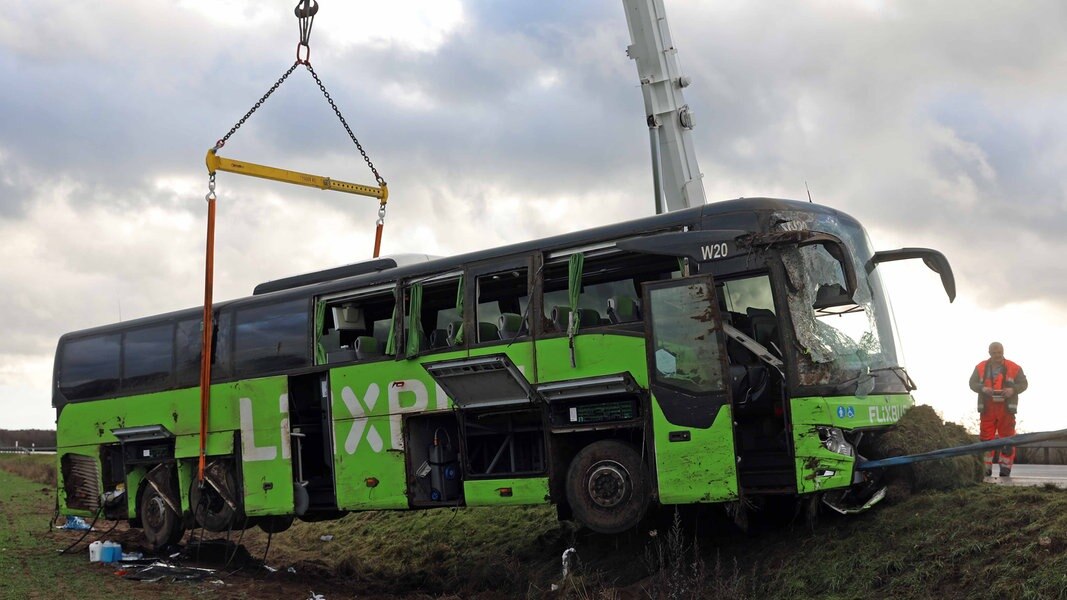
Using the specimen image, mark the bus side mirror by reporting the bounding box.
[868,248,955,302]
[813,283,862,315]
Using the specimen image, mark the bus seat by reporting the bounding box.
[477,321,500,342]
[498,312,525,340]
[446,321,463,347]
[550,306,571,333]
[354,336,380,360]
[746,308,778,349]
[607,296,640,324]
[429,328,449,349]
[577,308,603,327]
[320,329,341,352]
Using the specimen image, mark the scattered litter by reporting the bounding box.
[287,566,297,574]
[121,552,143,561]
[561,547,579,578]
[1040,536,1052,547]
[59,515,92,531]
[264,565,278,573]
[308,592,326,600]
[550,583,560,592]
[123,562,216,583]
[209,579,226,586]
[319,534,334,542]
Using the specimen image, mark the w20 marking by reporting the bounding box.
[701,243,729,261]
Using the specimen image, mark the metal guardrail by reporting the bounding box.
[1018,439,1067,464]
[0,446,56,454]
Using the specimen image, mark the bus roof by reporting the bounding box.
[57,197,858,341]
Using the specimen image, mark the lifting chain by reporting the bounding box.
[304,62,386,187]
[212,0,386,190]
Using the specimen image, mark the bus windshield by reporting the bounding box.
[776,211,902,389]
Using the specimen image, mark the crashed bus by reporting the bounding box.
[53,197,954,548]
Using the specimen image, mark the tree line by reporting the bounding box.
[0,429,56,448]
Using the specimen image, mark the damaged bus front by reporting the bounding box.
[699,202,955,516]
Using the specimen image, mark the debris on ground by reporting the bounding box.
[122,561,216,583]
[57,515,92,530]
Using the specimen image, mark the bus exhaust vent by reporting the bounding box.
[61,453,101,512]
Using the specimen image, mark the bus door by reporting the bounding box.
[287,371,336,513]
[642,275,739,504]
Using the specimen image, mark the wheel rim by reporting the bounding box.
[144,495,168,530]
[586,460,631,508]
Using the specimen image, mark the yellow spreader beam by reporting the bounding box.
[205,149,388,202]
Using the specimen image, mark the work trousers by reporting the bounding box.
[980,401,1016,472]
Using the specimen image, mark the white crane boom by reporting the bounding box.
[621,0,707,213]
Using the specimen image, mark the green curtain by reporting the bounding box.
[406,283,424,358]
[385,289,399,356]
[677,257,686,277]
[567,253,584,367]
[314,300,327,365]
[567,253,585,335]
[454,274,465,344]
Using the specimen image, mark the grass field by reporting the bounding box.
[4,452,1067,599]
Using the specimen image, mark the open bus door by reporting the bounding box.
[642,275,740,504]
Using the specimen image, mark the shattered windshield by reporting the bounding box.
[775,212,902,389]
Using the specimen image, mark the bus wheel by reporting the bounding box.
[565,440,650,534]
[190,464,243,532]
[141,485,183,550]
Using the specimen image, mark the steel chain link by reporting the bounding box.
[304,63,387,187]
[214,62,301,150]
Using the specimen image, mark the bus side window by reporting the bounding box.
[233,298,310,377]
[122,323,174,394]
[542,251,680,332]
[475,268,528,343]
[175,318,202,388]
[420,278,461,351]
[59,334,121,400]
[720,274,779,361]
[322,291,397,362]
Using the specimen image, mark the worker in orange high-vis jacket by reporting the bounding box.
[969,341,1028,477]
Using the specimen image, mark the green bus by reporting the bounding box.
[53,197,953,548]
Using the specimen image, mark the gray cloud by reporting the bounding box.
[1,1,1066,427]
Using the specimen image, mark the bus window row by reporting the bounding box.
[58,249,683,401]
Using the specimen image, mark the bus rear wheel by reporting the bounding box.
[565,440,650,534]
[190,464,243,532]
[141,486,184,550]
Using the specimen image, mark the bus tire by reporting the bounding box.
[565,440,650,534]
[190,465,243,532]
[141,485,183,550]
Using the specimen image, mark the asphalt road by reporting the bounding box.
[988,463,1067,487]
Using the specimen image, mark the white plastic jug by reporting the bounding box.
[89,540,103,562]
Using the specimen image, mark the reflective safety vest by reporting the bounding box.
[976,359,1022,414]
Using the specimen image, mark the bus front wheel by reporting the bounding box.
[565,440,650,534]
[140,485,184,550]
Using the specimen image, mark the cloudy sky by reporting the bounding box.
[1,0,1065,433]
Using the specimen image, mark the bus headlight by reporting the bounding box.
[817,426,854,457]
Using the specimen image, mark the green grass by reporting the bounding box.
[0,466,190,600]
[4,451,1066,599]
[0,453,56,486]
